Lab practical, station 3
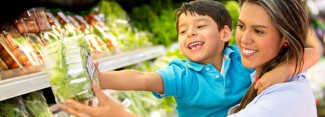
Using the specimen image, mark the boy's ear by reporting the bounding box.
[220,25,231,42]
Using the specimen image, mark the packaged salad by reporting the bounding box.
[43,35,99,103]
[0,96,29,117]
[22,91,53,117]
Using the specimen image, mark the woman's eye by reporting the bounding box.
[237,25,244,29]
[197,25,206,28]
[255,29,263,34]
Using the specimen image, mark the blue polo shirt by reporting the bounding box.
[153,45,254,117]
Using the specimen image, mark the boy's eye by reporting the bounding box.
[179,30,186,35]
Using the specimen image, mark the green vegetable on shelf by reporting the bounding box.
[22,91,53,117]
[0,97,29,117]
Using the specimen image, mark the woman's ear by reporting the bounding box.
[221,25,232,42]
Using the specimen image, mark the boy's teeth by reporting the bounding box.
[188,41,203,48]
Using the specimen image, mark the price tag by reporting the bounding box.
[86,52,95,80]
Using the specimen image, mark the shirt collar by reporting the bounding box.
[224,46,238,59]
[250,71,257,83]
[185,59,205,71]
[184,46,238,72]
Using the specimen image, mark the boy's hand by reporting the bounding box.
[60,81,137,117]
[254,48,320,95]
[254,63,288,95]
[254,72,288,95]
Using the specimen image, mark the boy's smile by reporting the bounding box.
[188,41,204,51]
[177,12,230,69]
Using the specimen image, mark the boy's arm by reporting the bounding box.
[97,70,164,94]
[256,48,320,94]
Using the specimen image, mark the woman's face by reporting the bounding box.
[236,2,285,75]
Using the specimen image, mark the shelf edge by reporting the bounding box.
[0,45,166,101]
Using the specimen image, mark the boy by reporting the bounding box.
[61,0,319,117]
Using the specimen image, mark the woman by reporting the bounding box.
[228,0,317,116]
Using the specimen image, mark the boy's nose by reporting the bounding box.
[187,29,197,37]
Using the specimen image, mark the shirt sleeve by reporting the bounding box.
[152,59,186,98]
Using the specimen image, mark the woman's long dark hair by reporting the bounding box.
[235,0,308,112]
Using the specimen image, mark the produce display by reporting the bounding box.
[128,0,177,47]
[0,97,29,117]
[22,91,53,117]
[0,24,43,68]
[98,1,152,51]
[43,35,98,103]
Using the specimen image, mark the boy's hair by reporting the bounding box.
[236,0,308,112]
[175,0,232,33]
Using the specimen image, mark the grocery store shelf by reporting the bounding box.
[0,45,166,101]
[0,71,49,101]
[97,45,166,71]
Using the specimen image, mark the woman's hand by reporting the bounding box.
[60,81,139,117]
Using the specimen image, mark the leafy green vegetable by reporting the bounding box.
[22,91,53,117]
[129,0,178,47]
[43,35,98,104]
[0,98,29,117]
[98,1,128,21]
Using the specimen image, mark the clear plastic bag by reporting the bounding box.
[43,35,98,104]
[0,96,29,117]
[22,91,54,117]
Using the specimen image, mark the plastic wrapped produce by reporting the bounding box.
[45,11,63,39]
[23,33,45,60]
[56,11,81,37]
[0,25,43,66]
[22,91,53,117]
[0,97,29,117]
[43,35,98,104]
[84,34,111,54]
[20,7,51,32]
[84,12,120,53]
[67,14,111,54]
[0,35,24,69]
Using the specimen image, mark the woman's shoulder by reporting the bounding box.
[257,71,313,101]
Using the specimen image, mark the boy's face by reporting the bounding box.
[177,12,228,64]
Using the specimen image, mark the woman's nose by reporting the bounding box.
[241,31,253,44]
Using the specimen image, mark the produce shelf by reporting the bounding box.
[0,45,166,101]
